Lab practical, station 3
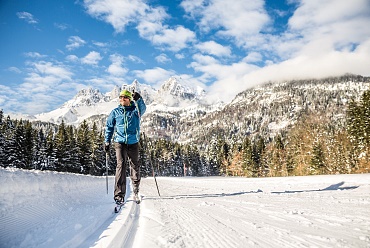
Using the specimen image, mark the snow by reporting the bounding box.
[1,168,370,248]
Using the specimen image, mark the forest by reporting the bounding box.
[1,86,369,177]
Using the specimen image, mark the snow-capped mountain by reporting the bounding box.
[62,88,107,108]
[33,77,216,129]
[8,74,370,144]
[155,77,206,106]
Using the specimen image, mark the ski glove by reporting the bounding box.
[133,92,141,101]
[104,142,110,153]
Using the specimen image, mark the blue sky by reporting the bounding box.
[1,0,369,115]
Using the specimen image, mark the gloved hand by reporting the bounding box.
[104,142,110,153]
[133,92,141,101]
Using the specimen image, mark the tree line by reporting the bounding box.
[1,88,369,177]
[214,89,370,176]
[0,113,214,176]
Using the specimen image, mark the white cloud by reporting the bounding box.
[107,54,127,76]
[83,0,148,33]
[93,41,108,47]
[127,55,144,64]
[81,51,102,65]
[54,23,68,30]
[26,61,73,85]
[207,38,370,103]
[84,0,195,52]
[3,61,77,114]
[16,12,38,24]
[242,52,263,63]
[65,55,79,62]
[271,0,370,58]
[195,41,231,57]
[133,67,175,87]
[24,52,46,58]
[181,0,270,45]
[155,53,172,64]
[66,36,86,51]
[175,53,185,60]
[153,26,196,51]
[8,67,22,74]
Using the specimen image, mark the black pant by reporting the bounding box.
[114,142,140,201]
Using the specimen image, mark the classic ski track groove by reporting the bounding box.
[109,201,140,248]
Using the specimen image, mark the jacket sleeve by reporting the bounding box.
[105,110,116,143]
[136,98,146,117]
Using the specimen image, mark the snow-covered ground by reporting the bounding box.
[1,168,369,248]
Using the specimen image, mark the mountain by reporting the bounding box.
[186,74,370,145]
[8,74,370,145]
[31,76,215,132]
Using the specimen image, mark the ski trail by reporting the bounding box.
[135,176,370,248]
[89,180,141,248]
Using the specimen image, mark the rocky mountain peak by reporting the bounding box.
[62,87,105,108]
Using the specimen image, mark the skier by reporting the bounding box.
[104,89,146,205]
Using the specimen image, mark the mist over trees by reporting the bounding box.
[1,75,369,177]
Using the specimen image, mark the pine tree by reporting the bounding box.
[0,110,5,166]
[45,129,56,170]
[65,125,80,173]
[241,137,254,177]
[90,122,104,175]
[76,120,92,174]
[54,120,68,171]
[310,141,326,175]
[33,128,48,170]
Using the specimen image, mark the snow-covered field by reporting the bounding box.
[1,168,369,248]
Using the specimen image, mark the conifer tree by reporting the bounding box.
[90,122,104,175]
[241,137,254,177]
[2,116,16,167]
[76,120,92,174]
[54,120,68,171]
[33,128,48,170]
[65,125,80,173]
[310,141,326,174]
[0,110,5,166]
[45,129,56,170]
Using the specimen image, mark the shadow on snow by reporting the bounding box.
[142,181,359,201]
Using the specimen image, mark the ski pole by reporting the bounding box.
[106,153,109,195]
[143,133,161,197]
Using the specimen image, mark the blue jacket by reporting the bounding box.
[105,98,146,144]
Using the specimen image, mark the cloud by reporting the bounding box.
[81,51,102,65]
[106,54,127,76]
[3,61,76,114]
[150,26,196,52]
[65,55,79,62]
[127,55,144,64]
[7,67,22,74]
[175,53,185,60]
[133,67,175,87]
[155,53,172,64]
[24,52,46,58]
[242,52,263,63]
[66,36,86,51]
[54,23,69,30]
[26,61,73,85]
[181,0,270,45]
[206,38,370,103]
[83,0,148,33]
[16,12,38,24]
[194,41,232,57]
[84,0,195,52]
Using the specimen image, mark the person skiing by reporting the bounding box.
[104,89,146,205]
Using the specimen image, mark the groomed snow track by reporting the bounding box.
[93,199,140,248]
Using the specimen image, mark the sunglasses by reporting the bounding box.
[119,96,130,99]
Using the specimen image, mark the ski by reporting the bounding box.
[114,202,125,213]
